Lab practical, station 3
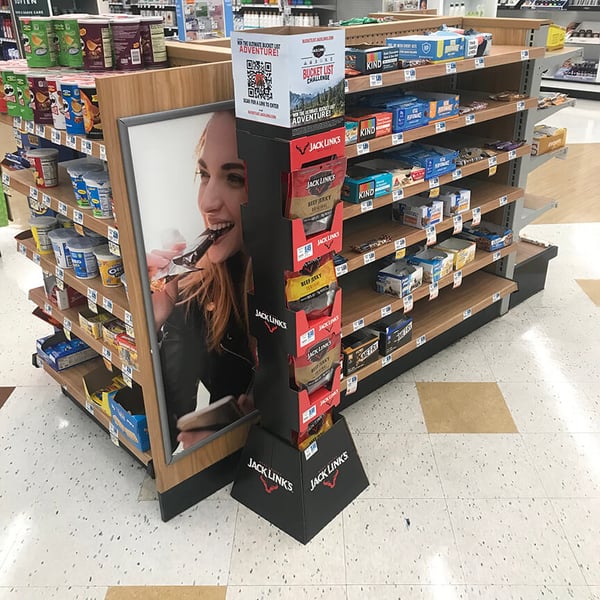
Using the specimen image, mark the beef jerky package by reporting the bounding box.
[290,331,341,395]
[295,411,334,451]
[285,156,347,237]
[285,254,338,320]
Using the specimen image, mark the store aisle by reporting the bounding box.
[1,113,600,600]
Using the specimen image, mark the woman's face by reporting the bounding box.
[196,112,246,264]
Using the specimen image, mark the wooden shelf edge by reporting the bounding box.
[514,238,557,264]
[40,360,152,465]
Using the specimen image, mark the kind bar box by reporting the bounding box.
[358,157,425,190]
[342,165,392,203]
[345,44,399,74]
[345,110,393,141]
[231,27,345,137]
[366,314,413,355]
[342,329,379,376]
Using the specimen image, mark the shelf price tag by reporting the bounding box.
[108,241,121,257]
[32,252,41,265]
[369,73,383,87]
[465,113,476,126]
[488,156,497,168]
[508,149,517,160]
[43,302,53,315]
[353,318,365,332]
[429,282,439,300]
[109,422,120,446]
[435,121,446,134]
[99,145,107,161]
[124,311,134,328]
[29,186,38,200]
[346,374,358,395]
[474,57,485,69]
[300,329,315,348]
[472,206,482,226]
[87,287,98,304]
[42,193,51,207]
[122,364,134,383]
[492,291,501,302]
[499,195,508,207]
[66,134,77,149]
[56,277,65,291]
[51,128,61,145]
[403,294,413,313]
[13,116,22,129]
[344,79,349,94]
[360,199,373,213]
[335,263,348,277]
[403,68,417,82]
[516,100,526,112]
[453,270,463,288]
[17,242,26,256]
[493,250,502,262]
[426,225,437,246]
[55,266,64,280]
[80,139,93,155]
[521,49,529,61]
[107,226,119,244]
[416,334,427,347]
[1,172,9,186]
[429,177,440,190]
[356,141,370,156]
[102,297,113,313]
[453,214,463,234]
[393,189,404,202]
[63,317,72,332]
[73,209,84,225]
[463,308,472,320]
[58,201,68,216]
[391,132,404,146]
[381,354,392,367]
[296,243,313,262]
[445,61,457,74]
[25,120,35,133]
[302,404,317,425]
[363,251,376,265]
[102,346,112,363]
[304,440,318,460]
[85,399,95,415]
[35,124,45,136]
[395,238,406,252]
[452,168,462,181]
[381,304,392,318]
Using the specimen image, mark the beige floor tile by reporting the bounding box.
[576,280,600,307]
[416,382,518,434]
[105,587,227,600]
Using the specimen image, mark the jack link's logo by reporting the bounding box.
[255,309,287,333]
[316,230,340,249]
[247,457,294,493]
[307,170,335,196]
[310,450,349,492]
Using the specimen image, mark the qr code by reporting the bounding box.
[246,60,273,100]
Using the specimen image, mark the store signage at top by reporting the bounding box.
[231,27,345,138]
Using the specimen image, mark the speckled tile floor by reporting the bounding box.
[1,120,600,600]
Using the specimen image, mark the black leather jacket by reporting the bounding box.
[159,255,254,448]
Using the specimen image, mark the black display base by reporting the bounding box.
[236,115,344,140]
[158,451,241,522]
[509,245,558,309]
[231,415,369,544]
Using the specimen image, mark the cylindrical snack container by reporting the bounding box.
[67,236,100,279]
[29,215,58,254]
[2,70,19,116]
[65,158,105,208]
[20,17,57,68]
[83,227,107,246]
[14,72,34,121]
[60,79,85,135]
[139,16,168,69]
[78,80,102,139]
[57,213,74,228]
[46,75,67,130]
[27,148,59,188]
[27,72,53,125]
[79,18,113,72]
[48,227,79,268]
[111,17,143,71]
[121,272,128,298]
[0,80,7,113]
[52,15,85,68]
[94,245,123,287]
[83,171,112,218]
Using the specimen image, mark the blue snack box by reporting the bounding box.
[386,33,466,63]
[342,165,393,204]
[387,143,458,179]
[409,91,460,122]
[345,121,359,145]
[109,386,150,452]
[366,94,429,132]
[36,331,97,371]
[458,221,514,252]
[366,314,413,355]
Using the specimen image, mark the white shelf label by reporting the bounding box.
[344,79,349,93]
[87,299,98,313]
[55,266,64,280]
[32,252,41,265]
[472,206,482,226]
[58,201,68,216]
[452,168,462,181]
[63,317,72,331]
[122,373,133,388]
[29,186,38,200]
[426,225,437,246]
[108,241,121,257]
[369,73,383,87]
[356,141,370,156]
[499,195,508,207]
[416,334,427,347]
[42,193,51,207]
[102,346,112,362]
[125,324,135,338]
[465,113,476,126]
[99,145,107,161]
[429,177,440,190]
[81,139,93,155]
[445,61,457,74]
[475,57,485,69]
[508,149,517,160]
[25,120,35,133]
[453,214,463,234]
[516,100,526,112]
[1,172,9,186]
[488,156,497,168]
[404,68,417,82]
[302,404,317,424]
[429,282,439,300]
[122,364,133,380]
[300,328,315,348]
[353,318,365,332]
[87,287,98,303]
[435,121,446,134]
[102,297,113,312]
[381,354,392,367]
[66,134,77,149]
[35,124,45,136]
[403,294,413,313]
[521,49,529,61]
[360,199,374,213]
[51,128,61,144]
[56,277,64,291]
[363,251,376,265]
[85,400,95,415]
[493,291,501,302]
[335,263,348,277]
[393,189,404,202]
[73,209,84,225]
[18,242,26,256]
[453,270,463,288]
[109,422,120,446]
[297,243,313,262]
[346,374,358,395]
[391,132,404,146]
[304,440,318,460]
[13,116,22,129]
[463,308,472,320]
[394,238,406,252]
[493,250,502,262]
[381,304,392,318]
[107,226,119,244]
[124,311,134,327]
[44,302,52,315]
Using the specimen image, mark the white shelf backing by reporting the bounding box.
[529,145,569,170]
